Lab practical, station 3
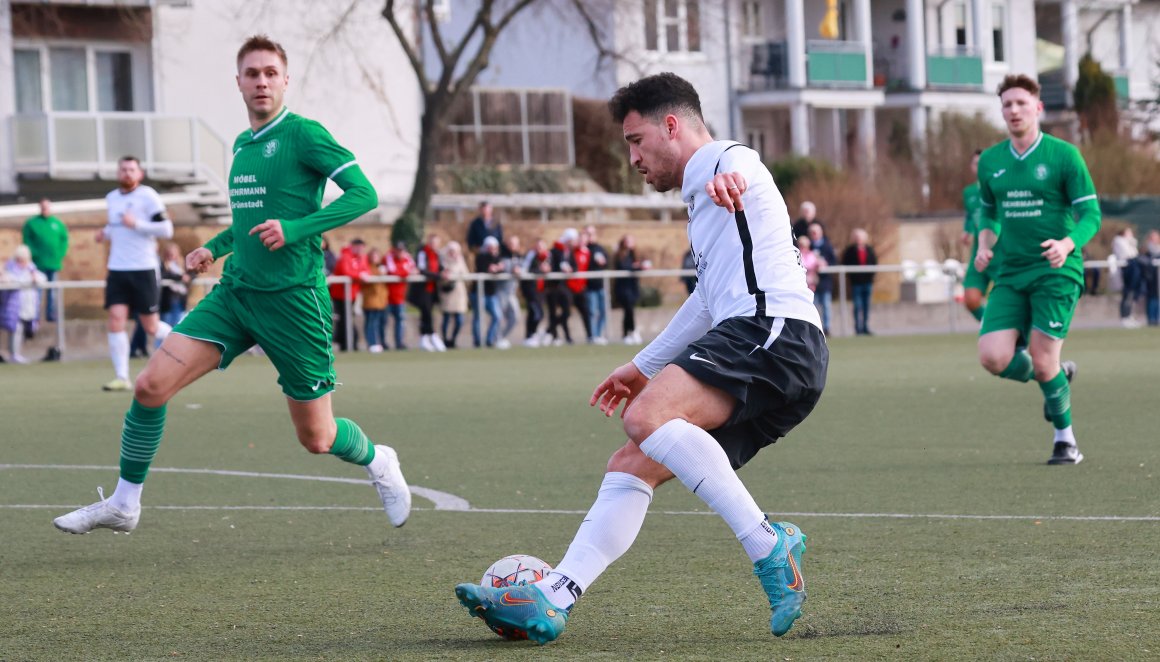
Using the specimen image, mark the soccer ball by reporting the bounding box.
[481,554,552,588]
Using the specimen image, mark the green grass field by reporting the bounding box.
[2,329,1158,661]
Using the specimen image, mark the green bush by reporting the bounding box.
[767,155,837,196]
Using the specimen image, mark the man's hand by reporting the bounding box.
[974,247,993,273]
[94,228,107,243]
[1040,237,1075,269]
[250,220,286,251]
[121,210,138,229]
[705,172,747,213]
[960,231,973,247]
[186,247,215,274]
[590,362,649,418]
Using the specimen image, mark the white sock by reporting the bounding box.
[109,478,143,513]
[153,320,172,345]
[640,418,776,562]
[1054,425,1076,444]
[536,472,653,610]
[365,447,391,475]
[108,331,130,381]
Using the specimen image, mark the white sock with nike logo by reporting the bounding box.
[537,471,653,610]
[640,418,777,562]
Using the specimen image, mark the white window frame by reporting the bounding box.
[740,0,763,44]
[12,39,152,113]
[644,0,702,55]
[990,1,1008,64]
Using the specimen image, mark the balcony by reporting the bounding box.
[806,40,867,87]
[926,47,984,90]
[748,41,788,90]
[9,112,230,191]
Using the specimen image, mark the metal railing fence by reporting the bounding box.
[2,259,1156,356]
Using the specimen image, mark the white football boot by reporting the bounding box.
[54,487,139,534]
[367,445,412,527]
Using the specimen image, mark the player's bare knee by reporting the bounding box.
[977,348,1009,375]
[296,425,337,454]
[133,371,169,407]
[622,405,664,445]
[1031,358,1060,383]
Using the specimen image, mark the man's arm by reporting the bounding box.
[281,122,378,246]
[58,219,70,257]
[131,191,174,239]
[1064,150,1101,250]
[631,292,713,378]
[202,226,235,260]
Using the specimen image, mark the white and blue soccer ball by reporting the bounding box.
[481,554,552,588]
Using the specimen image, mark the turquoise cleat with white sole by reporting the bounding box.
[454,582,569,644]
[753,520,808,636]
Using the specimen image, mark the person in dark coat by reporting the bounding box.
[840,228,877,335]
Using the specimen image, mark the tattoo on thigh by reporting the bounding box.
[160,346,187,366]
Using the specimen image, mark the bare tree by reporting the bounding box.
[382,0,549,244]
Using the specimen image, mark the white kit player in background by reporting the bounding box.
[97,156,174,392]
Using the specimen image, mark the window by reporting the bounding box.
[741,0,762,41]
[50,47,89,111]
[991,2,1007,63]
[12,44,141,112]
[644,0,701,53]
[97,51,133,111]
[14,49,43,113]
[954,2,968,47]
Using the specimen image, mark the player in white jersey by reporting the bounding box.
[97,156,174,391]
[455,73,829,643]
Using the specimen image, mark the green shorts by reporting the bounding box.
[962,259,993,293]
[979,275,1081,340]
[173,283,336,400]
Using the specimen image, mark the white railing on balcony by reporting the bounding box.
[8,112,231,194]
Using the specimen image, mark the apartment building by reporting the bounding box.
[0,0,421,206]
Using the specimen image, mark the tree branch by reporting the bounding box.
[566,0,643,78]
[382,0,430,93]
[423,0,450,66]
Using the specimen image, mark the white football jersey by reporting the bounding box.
[104,185,173,271]
[683,141,820,328]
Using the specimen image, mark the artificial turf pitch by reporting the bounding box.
[1,328,1157,660]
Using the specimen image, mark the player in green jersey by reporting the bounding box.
[54,35,412,535]
[960,148,994,321]
[974,74,1099,466]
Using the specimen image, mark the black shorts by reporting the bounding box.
[105,269,161,315]
[671,316,828,469]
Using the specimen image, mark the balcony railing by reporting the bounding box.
[748,41,789,90]
[9,112,230,193]
[806,40,867,87]
[926,47,984,89]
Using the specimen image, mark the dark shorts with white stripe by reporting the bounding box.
[671,316,828,469]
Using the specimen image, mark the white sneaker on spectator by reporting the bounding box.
[593,336,608,346]
[523,337,540,348]
[496,338,511,350]
[366,445,411,527]
[419,335,435,352]
[369,344,384,354]
[433,336,447,352]
[11,354,29,364]
[1122,317,1142,329]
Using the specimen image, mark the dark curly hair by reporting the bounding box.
[608,72,704,125]
[997,74,1040,98]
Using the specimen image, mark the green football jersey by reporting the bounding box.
[977,131,1100,288]
[205,107,377,291]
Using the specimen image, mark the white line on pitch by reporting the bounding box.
[1,504,1157,522]
[4,464,1157,522]
[0,463,470,511]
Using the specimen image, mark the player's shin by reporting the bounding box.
[999,349,1034,383]
[538,471,653,610]
[640,419,776,562]
[113,399,167,511]
[1039,369,1074,438]
[328,418,376,466]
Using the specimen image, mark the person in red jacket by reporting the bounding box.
[570,231,593,342]
[330,238,370,351]
[385,241,415,350]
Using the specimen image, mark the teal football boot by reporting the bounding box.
[455,582,569,644]
[753,520,807,636]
